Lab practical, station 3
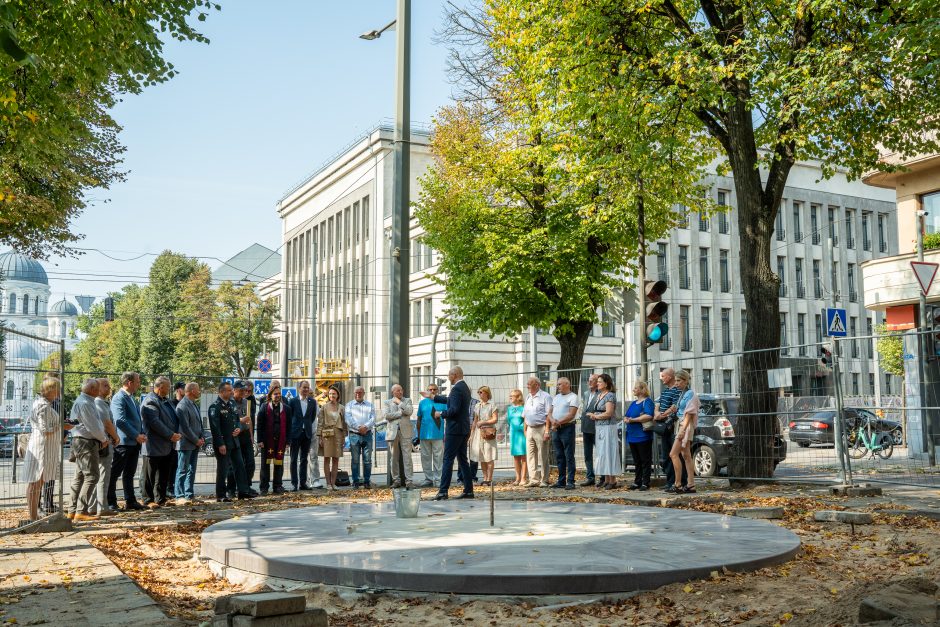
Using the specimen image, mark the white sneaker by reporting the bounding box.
[312,479,325,489]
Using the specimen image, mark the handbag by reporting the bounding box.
[480,426,497,440]
[320,428,335,438]
[648,421,668,436]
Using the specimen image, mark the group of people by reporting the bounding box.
[19,364,701,521]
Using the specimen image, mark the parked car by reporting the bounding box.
[692,395,787,477]
[788,407,902,448]
[0,424,30,458]
[343,419,417,452]
[201,429,215,457]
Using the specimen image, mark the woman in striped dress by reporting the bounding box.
[23,377,63,522]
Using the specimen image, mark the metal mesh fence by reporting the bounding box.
[0,328,65,533]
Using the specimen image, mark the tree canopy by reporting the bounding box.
[0,1,218,258]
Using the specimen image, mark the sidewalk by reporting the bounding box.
[0,532,177,626]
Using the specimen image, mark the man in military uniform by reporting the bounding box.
[209,381,253,502]
[226,381,258,498]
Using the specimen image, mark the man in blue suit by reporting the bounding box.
[288,380,317,490]
[108,372,147,511]
[427,366,473,500]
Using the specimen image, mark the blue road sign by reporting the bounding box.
[254,380,271,396]
[281,387,297,401]
[826,308,848,337]
[257,358,272,373]
[221,376,237,386]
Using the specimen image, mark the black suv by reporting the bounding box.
[693,395,788,477]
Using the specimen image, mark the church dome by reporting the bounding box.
[5,337,41,362]
[0,252,48,285]
[49,299,78,316]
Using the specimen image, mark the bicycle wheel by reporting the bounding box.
[847,431,867,459]
[877,434,894,459]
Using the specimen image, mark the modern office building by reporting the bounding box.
[275,124,898,398]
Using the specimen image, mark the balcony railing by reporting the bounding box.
[813,232,821,245]
[863,237,871,251]
[722,340,733,354]
[702,338,713,353]
[776,228,786,241]
[778,283,788,297]
[794,231,803,242]
[880,241,888,253]
[849,290,858,303]
[797,284,805,299]
[847,236,855,249]
[680,275,690,289]
[682,338,693,352]
[701,277,712,291]
[721,279,731,293]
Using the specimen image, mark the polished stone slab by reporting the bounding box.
[201,501,800,595]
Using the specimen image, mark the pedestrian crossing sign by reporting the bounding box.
[282,387,297,401]
[826,308,847,337]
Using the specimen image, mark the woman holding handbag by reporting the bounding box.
[668,370,700,494]
[469,386,498,486]
[317,386,348,491]
[623,381,655,491]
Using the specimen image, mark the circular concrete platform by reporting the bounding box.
[201,501,800,595]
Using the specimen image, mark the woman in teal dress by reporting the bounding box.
[506,388,527,486]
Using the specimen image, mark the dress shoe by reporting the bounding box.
[580,479,596,487]
[638,485,650,491]
[237,492,257,500]
[551,483,565,489]
[564,484,576,490]
[97,508,119,517]
[73,512,99,522]
[300,485,312,491]
[259,490,269,496]
[432,493,448,501]
[628,484,641,491]
[391,480,403,489]
[124,502,145,511]
[364,482,373,489]
[272,487,285,494]
[456,492,475,499]
[216,497,232,503]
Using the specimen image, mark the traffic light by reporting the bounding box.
[645,280,668,344]
[818,345,832,373]
[929,305,940,360]
[103,297,114,322]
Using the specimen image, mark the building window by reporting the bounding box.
[811,204,820,244]
[813,260,822,299]
[792,201,802,242]
[411,300,423,337]
[721,308,732,353]
[798,313,806,356]
[777,256,787,297]
[852,373,859,396]
[34,296,39,314]
[424,297,433,335]
[723,370,733,394]
[846,209,855,249]
[601,308,617,338]
[878,213,887,252]
[680,305,691,352]
[701,307,712,352]
[679,246,690,289]
[363,255,369,293]
[677,205,689,228]
[363,311,369,356]
[795,258,805,299]
[775,206,786,241]
[862,212,871,250]
[850,316,858,358]
[831,261,839,299]
[815,313,823,343]
[657,243,668,282]
[923,191,940,234]
[698,212,709,232]
[718,190,729,234]
[848,263,858,302]
[699,248,710,291]
[22,295,28,315]
[720,249,730,292]
[779,313,789,355]
[702,369,713,394]
[868,373,875,395]
[867,316,874,358]
[20,382,27,400]
[828,206,839,245]
[363,195,370,240]
[4,380,12,400]
[885,373,892,394]
[7,293,13,313]
[344,206,351,249]
[741,309,748,344]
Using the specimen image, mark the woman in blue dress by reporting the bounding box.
[506,389,527,485]
[623,381,656,491]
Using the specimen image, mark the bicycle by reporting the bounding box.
[847,417,894,459]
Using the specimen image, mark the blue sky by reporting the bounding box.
[43,0,455,302]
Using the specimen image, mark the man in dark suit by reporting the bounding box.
[140,376,182,507]
[427,366,473,500]
[288,380,317,490]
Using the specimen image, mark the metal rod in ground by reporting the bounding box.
[490,480,494,527]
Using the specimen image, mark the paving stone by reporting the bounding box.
[212,614,234,626]
[229,591,307,617]
[881,508,940,521]
[231,608,328,627]
[858,578,939,624]
[734,507,784,520]
[215,593,238,614]
[830,484,883,497]
[813,510,873,524]
[81,529,128,538]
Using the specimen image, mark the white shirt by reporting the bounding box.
[70,392,107,441]
[300,397,309,417]
[524,389,553,426]
[345,399,376,431]
[552,392,580,425]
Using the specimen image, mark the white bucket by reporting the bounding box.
[392,488,421,518]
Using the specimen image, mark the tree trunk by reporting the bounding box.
[554,320,594,391]
[724,103,783,484]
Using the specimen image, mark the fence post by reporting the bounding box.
[58,339,66,517]
[832,338,853,486]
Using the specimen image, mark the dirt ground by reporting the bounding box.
[74,481,940,627]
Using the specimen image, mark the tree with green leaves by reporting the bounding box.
[486,0,940,479]
[419,7,711,377]
[210,280,278,379]
[0,1,218,258]
[875,324,905,379]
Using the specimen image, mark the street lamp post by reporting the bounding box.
[361,0,411,394]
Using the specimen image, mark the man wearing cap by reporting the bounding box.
[227,381,259,498]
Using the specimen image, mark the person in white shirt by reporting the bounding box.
[550,377,580,489]
[68,379,109,521]
[345,387,376,488]
[88,378,120,516]
[523,377,553,487]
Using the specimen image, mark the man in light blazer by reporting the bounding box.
[384,384,415,489]
[288,380,318,491]
[174,382,205,504]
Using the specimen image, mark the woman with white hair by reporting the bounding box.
[22,377,64,522]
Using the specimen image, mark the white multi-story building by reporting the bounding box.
[276,124,899,397]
